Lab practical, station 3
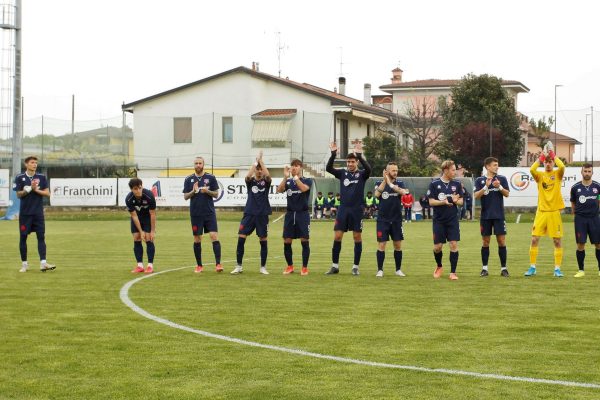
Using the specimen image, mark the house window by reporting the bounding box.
[173,117,192,143]
[367,124,371,137]
[222,117,233,143]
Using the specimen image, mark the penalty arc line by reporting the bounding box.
[119,263,600,390]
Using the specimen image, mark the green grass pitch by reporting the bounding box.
[1,211,599,399]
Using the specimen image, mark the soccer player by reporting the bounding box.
[14,156,55,272]
[325,141,372,275]
[231,152,271,275]
[525,145,565,277]
[570,163,600,277]
[183,156,222,273]
[474,157,510,277]
[428,160,463,280]
[374,162,408,277]
[276,159,312,275]
[125,178,157,274]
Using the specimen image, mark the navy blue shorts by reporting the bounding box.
[283,211,310,239]
[574,214,600,244]
[239,214,269,237]
[131,215,152,234]
[480,219,507,236]
[376,219,404,242]
[433,220,460,244]
[334,206,363,232]
[190,214,218,236]
[19,214,45,235]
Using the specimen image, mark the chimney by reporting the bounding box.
[251,62,256,71]
[363,83,371,105]
[256,62,260,72]
[391,67,403,84]
[338,77,346,95]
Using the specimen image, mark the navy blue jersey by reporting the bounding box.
[326,152,371,208]
[375,179,405,222]
[284,177,312,212]
[244,176,272,216]
[13,172,48,216]
[475,175,509,220]
[570,181,600,218]
[183,173,219,216]
[427,178,462,223]
[125,188,156,218]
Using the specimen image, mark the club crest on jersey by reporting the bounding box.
[577,188,581,192]
[451,186,456,192]
[355,173,359,178]
[204,179,209,184]
[437,185,441,189]
[594,188,598,194]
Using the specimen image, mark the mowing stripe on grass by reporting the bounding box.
[120,263,600,390]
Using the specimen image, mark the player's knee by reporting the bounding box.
[553,238,562,247]
[482,237,491,247]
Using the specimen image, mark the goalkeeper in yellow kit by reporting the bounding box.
[525,142,565,277]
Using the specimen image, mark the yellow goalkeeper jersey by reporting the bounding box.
[530,157,565,212]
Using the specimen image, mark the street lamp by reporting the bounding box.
[585,114,591,162]
[554,84,562,145]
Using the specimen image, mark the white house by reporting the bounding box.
[122,65,399,178]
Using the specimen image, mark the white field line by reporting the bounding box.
[119,261,600,390]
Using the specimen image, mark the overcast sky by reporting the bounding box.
[13,0,600,158]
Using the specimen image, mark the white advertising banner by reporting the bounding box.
[0,169,9,207]
[117,177,289,207]
[493,167,600,207]
[50,179,117,206]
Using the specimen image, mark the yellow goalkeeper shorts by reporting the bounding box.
[531,210,563,238]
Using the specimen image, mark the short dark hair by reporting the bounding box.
[387,161,397,167]
[367,191,373,195]
[346,153,358,161]
[317,191,323,195]
[290,159,303,167]
[128,178,143,189]
[484,157,498,166]
[24,156,38,164]
[582,163,593,169]
[328,192,333,196]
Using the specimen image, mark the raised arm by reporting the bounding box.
[353,141,371,179]
[326,142,342,178]
[277,165,290,193]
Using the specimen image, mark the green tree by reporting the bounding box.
[439,74,523,173]
[530,116,554,148]
[363,132,398,174]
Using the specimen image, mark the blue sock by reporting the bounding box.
[212,241,221,264]
[19,235,27,262]
[576,249,585,270]
[498,246,507,268]
[193,242,202,266]
[134,241,143,263]
[36,232,46,260]
[354,241,362,266]
[481,246,490,266]
[376,250,385,271]
[260,240,268,267]
[394,250,403,271]
[146,241,155,263]
[301,241,310,267]
[284,243,293,266]
[332,240,341,264]
[434,251,443,268]
[450,251,459,273]
[236,237,246,265]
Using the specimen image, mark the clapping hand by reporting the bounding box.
[283,165,291,179]
[329,142,338,152]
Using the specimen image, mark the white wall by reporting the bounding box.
[131,72,338,172]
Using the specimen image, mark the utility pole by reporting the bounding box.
[4,0,22,179]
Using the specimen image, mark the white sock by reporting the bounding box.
[147,263,153,268]
[353,264,359,269]
[554,266,561,270]
[530,265,536,269]
[501,266,507,271]
[137,262,143,267]
[22,261,28,267]
[40,259,46,265]
[332,263,339,269]
[482,265,488,271]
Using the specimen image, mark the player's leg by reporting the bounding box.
[526,211,547,276]
[257,215,269,274]
[131,229,145,273]
[548,211,564,277]
[350,208,364,275]
[376,220,388,276]
[233,215,252,274]
[496,233,508,276]
[432,222,446,278]
[18,215,31,272]
[139,217,154,274]
[590,216,600,276]
[191,216,204,273]
[299,213,310,275]
[480,219,492,277]
[573,215,587,277]
[449,239,459,280]
[32,216,51,271]
[328,206,347,274]
[391,220,405,276]
[209,230,222,272]
[283,238,294,274]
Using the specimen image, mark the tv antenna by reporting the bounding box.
[276,31,288,78]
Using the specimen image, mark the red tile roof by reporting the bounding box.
[380,79,529,92]
[252,109,297,117]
